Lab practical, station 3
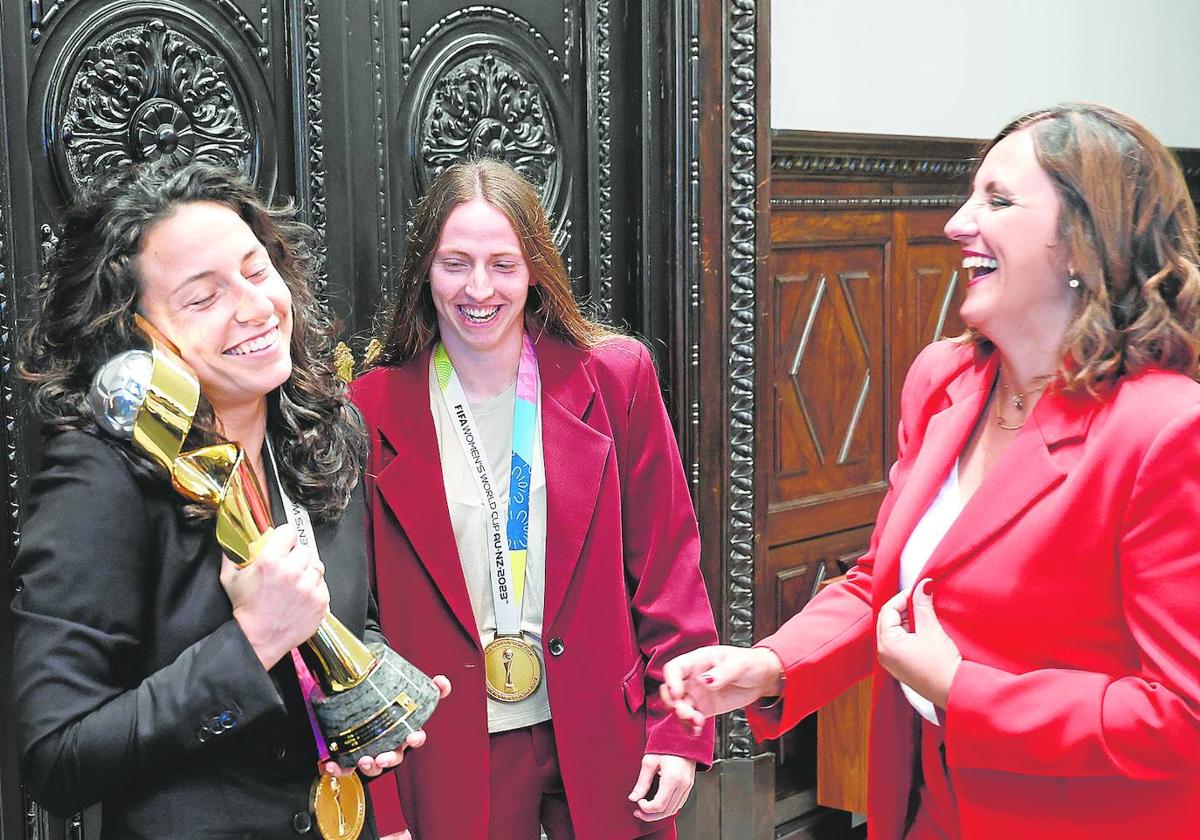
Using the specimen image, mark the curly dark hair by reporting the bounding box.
[964,103,1200,392]
[20,161,364,522]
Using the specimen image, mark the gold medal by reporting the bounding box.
[483,635,542,702]
[309,771,366,840]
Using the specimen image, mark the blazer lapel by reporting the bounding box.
[373,354,480,647]
[873,378,992,598]
[536,336,609,630]
[920,383,1094,580]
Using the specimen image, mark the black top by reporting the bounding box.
[11,430,382,839]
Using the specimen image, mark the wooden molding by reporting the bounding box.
[771,129,978,182]
[773,128,1200,199]
[771,195,965,211]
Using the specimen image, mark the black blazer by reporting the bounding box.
[11,430,382,839]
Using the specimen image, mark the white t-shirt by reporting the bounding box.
[896,460,963,726]
[428,363,552,733]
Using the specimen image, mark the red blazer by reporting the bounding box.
[749,340,1200,840]
[352,335,716,840]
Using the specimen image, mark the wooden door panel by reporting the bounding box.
[910,240,966,346]
[762,526,873,800]
[764,135,977,825]
[770,208,890,245]
[768,247,886,548]
[889,236,964,464]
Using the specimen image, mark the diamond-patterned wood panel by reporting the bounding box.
[761,156,970,822]
[911,242,966,347]
[770,247,885,510]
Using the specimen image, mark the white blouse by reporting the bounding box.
[896,460,963,725]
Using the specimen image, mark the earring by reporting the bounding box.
[1068,270,1081,289]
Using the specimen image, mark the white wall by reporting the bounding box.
[771,0,1200,148]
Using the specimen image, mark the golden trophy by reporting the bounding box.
[88,317,439,776]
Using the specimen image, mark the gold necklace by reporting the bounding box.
[994,377,1045,430]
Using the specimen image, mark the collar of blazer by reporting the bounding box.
[873,344,1096,598]
[371,332,610,644]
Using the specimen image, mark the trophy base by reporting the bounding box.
[313,644,441,769]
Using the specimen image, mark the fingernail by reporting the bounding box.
[701,673,714,684]
[921,579,933,596]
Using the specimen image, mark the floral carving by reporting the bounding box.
[420,52,558,201]
[59,19,251,190]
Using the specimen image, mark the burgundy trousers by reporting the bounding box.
[488,721,677,840]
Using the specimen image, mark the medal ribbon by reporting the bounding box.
[265,439,331,764]
[434,332,539,638]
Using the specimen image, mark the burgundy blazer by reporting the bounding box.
[749,340,1200,840]
[352,334,717,840]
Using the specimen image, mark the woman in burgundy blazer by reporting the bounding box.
[352,159,717,840]
[662,104,1200,839]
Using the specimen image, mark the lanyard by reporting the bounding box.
[434,332,539,637]
[265,438,331,763]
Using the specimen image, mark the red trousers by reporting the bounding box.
[489,721,676,840]
[905,718,959,840]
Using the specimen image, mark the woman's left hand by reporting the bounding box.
[629,754,696,821]
[321,674,453,778]
[876,579,963,709]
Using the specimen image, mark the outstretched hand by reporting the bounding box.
[659,645,785,735]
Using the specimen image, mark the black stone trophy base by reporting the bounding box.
[313,644,441,769]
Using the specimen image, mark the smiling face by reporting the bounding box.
[135,200,293,418]
[944,129,1076,346]
[428,197,532,363]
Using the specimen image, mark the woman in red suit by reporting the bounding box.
[661,103,1200,839]
[352,159,717,840]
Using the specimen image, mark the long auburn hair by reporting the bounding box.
[21,161,364,522]
[373,158,615,366]
[963,103,1200,392]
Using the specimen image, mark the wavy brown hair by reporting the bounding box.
[21,161,364,522]
[373,158,616,365]
[964,103,1200,392]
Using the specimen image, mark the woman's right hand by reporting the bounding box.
[219,524,329,670]
[660,645,786,735]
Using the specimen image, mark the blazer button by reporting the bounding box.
[548,638,565,657]
[274,742,288,760]
[216,710,238,731]
[292,811,313,834]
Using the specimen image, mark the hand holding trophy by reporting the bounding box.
[90,316,439,839]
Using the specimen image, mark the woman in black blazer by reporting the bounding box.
[11,162,442,839]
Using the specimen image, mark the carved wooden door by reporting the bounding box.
[353,1,653,339]
[759,134,973,826]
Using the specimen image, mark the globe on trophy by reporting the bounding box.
[89,350,153,438]
[88,319,439,769]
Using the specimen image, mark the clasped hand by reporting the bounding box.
[219,523,454,778]
[875,578,962,709]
